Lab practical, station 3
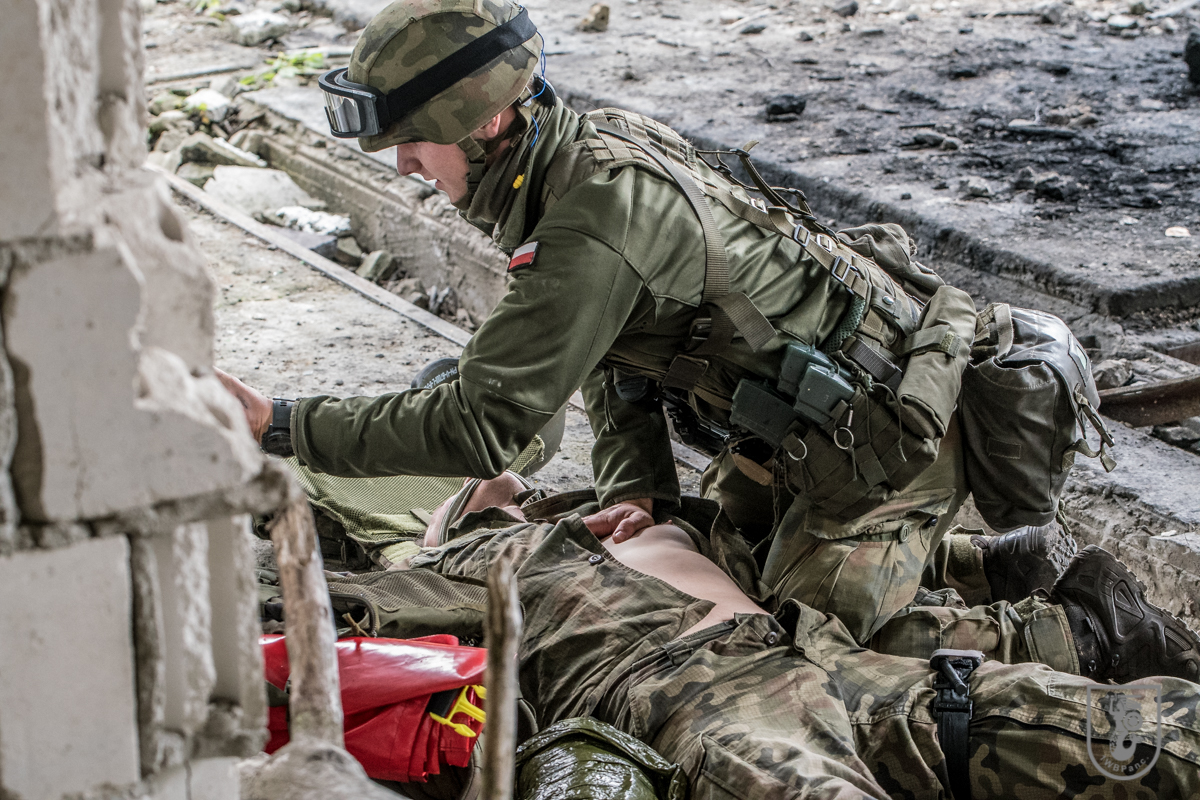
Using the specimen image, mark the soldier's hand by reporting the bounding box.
[214,367,273,441]
[583,499,654,544]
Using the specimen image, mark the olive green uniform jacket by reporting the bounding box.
[291,96,851,509]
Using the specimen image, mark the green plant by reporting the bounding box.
[239,50,328,88]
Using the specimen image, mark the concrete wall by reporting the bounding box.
[0,1,283,798]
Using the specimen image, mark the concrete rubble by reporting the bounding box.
[271,204,351,235]
[226,9,293,47]
[203,166,326,218]
[182,131,269,168]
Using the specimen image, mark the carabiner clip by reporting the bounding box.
[430,685,487,738]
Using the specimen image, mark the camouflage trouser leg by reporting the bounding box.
[612,613,895,800]
[921,528,992,607]
[759,417,970,643]
[789,602,1200,800]
[869,591,1081,673]
[610,609,1200,799]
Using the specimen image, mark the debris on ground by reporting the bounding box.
[578,3,610,33]
[334,235,364,267]
[203,167,326,218]
[274,228,339,259]
[832,1,858,18]
[960,176,992,198]
[226,9,293,46]
[176,162,217,187]
[356,250,397,282]
[271,205,351,235]
[180,131,267,167]
[1093,358,1134,390]
[239,49,329,91]
[183,87,233,122]
[765,94,807,120]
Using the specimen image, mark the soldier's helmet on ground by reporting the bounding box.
[350,0,543,152]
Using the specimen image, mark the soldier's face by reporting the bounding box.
[395,141,470,202]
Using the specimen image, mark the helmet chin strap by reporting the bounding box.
[454,136,489,210]
[452,104,532,210]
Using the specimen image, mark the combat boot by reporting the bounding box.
[972,522,1077,604]
[1050,545,1200,683]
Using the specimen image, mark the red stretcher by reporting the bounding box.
[261,634,488,783]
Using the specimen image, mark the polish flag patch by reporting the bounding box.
[508,241,539,272]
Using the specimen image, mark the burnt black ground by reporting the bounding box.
[514,0,1200,347]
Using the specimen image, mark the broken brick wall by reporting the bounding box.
[0,1,285,798]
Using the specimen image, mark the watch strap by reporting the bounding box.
[261,398,296,457]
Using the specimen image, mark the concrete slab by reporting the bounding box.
[190,756,240,800]
[204,166,326,219]
[0,537,140,800]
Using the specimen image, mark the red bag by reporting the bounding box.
[262,634,487,782]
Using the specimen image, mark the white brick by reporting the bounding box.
[146,765,189,800]
[190,757,240,800]
[0,537,140,799]
[0,0,57,238]
[4,248,264,523]
[153,524,216,736]
[207,516,267,734]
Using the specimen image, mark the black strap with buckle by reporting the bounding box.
[930,648,983,800]
[261,398,296,457]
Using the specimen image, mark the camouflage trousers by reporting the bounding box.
[600,606,1200,800]
[706,416,1078,670]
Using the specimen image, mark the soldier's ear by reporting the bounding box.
[471,106,517,141]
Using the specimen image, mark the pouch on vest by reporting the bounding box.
[960,304,1116,532]
[775,283,976,524]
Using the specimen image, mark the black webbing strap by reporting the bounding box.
[843,337,903,392]
[383,8,537,124]
[594,123,775,391]
[930,648,983,800]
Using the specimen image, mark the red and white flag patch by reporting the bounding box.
[508,241,539,272]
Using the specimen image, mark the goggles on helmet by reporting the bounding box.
[318,7,538,139]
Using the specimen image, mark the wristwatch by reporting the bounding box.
[261,398,296,457]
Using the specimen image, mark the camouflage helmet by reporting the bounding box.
[349,0,542,152]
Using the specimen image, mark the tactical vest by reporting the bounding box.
[545,109,978,521]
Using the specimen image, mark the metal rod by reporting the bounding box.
[1099,375,1200,428]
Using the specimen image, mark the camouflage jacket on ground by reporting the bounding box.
[403,505,766,729]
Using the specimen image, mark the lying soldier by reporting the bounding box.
[390,475,1200,799]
